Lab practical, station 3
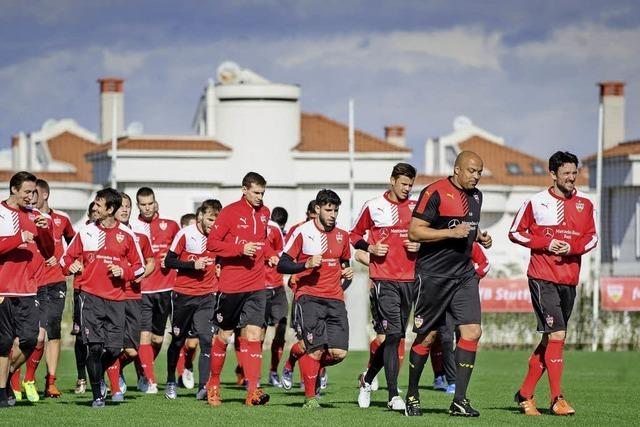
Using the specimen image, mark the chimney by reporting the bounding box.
[384,125,406,146]
[598,81,625,149]
[98,77,125,142]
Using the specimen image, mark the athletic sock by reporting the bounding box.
[46,374,56,386]
[382,334,401,400]
[138,344,157,383]
[86,348,103,401]
[10,367,21,391]
[270,339,285,372]
[454,338,478,401]
[234,336,244,375]
[207,337,227,388]
[134,356,145,379]
[545,339,565,401]
[519,342,546,399]
[364,341,385,384]
[242,340,262,393]
[185,346,196,370]
[284,342,304,371]
[176,345,186,376]
[119,353,133,370]
[106,358,121,394]
[24,344,44,382]
[74,338,87,380]
[406,342,430,399]
[367,338,380,369]
[398,338,406,368]
[166,342,180,384]
[430,337,444,376]
[299,354,321,398]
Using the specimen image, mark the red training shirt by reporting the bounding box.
[170,223,218,296]
[265,220,285,288]
[124,231,154,300]
[37,208,75,287]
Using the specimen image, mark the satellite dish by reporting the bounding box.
[42,119,57,130]
[217,61,241,85]
[453,116,473,131]
[126,121,144,136]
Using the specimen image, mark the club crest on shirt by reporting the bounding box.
[85,327,90,337]
[575,200,584,212]
[336,232,343,243]
[116,233,125,243]
[545,314,554,328]
[382,319,388,330]
[260,215,267,224]
[54,218,62,226]
[473,194,480,203]
[173,326,181,336]
[306,332,313,344]
[159,221,168,231]
[414,315,423,329]
[72,323,80,334]
[409,202,417,210]
[216,313,223,323]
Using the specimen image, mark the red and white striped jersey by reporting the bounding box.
[509,187,597,285]
[283,220,351,301]
[124,231,154,300]
[169,223,218,296]
[350,191,417,282]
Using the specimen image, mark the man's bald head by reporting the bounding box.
[453,151,483,190]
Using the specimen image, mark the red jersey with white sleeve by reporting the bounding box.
[509,188,597,285]
[124,231,154,300]
[283,220,351,301]
[61,221,145,301]
[207,198,274,294]
[170,223,218,296]
[350,191,417,282]
[0,202,55,296]
[285,220,306,244]
[471,242,490,279]
[130,214,179,293]
[37,209,75,287]
[265,220,285,288]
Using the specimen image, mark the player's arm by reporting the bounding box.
[34,215,55,259]
[0,229,27,254]
[508,200,554,250]
[340,241,353,290]
[277,233,320,274]
[60,234,84,275]
[63,217,76,244]
[118,236,145,281]
[206,211,246,257]
[565,202,598,256]
[409,189,467,242]
[354,249,370,266]
[137,235,155,281]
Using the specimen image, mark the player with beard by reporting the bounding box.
[510,151,597,416]
[277,189,353,409]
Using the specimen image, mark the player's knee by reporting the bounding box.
[329,349,347,361]
[151,334,164,345]
[244,326,262,341]
[376,334,386,344]
[309,348,324,360]
[217,329,234,343]
[125,348,138,358]
[460,325,482,341]
[549,330,566,341]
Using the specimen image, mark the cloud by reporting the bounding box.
[103,49,149,75]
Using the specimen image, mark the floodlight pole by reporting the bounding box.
[110,99,118,189]
[348,99,355,226]
[592,93,604,352]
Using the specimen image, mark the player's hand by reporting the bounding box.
[368,239,389,256]
[268,255,279,267]
[69,260,83,274]
[34,215,48,228]
[134,276,143,284]
[243,242,260,257]
[403,240,420,253]
[305,255,322,269]
[478,231,492,249]
[341,266,354,280]
[45,256,58,267]
[450,223,470,239]
[21,230,34,243]
[108,264,124,278]
[194,257,210,270]
[549,239,570,255]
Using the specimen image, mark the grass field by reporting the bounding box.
[3,349,638,426]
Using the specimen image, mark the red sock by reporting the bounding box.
[138,344,157,383]
[398,338,406,368]
[519,343,546,399]
[299,354,321,398]
[176,345,187,376]
[242,340,262,393]
[545,339,565,401]
[10,367,21,391]
[46,374,56,386]
[270,339,284,372]
[284,342,304,371]
[106,358,121,394]
[207,338,227,388]
[430,337,444,374]
[24,344,44,382]
[368,339,380,369]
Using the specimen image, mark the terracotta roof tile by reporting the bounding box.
[47,131,98,182]
[295,113,411,153]
[583,140,640,162]
[89,136,232,154]
[0,170,90,183]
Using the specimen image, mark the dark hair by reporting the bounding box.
[9,171,37,193]
[315,189,341,207]
[120,192,131,204]
[391,162,416,179]
[136,187,155,202]
[199,199,222,214]
[180,213,196,227]
[306,199,317,214]
[35,178,50,194]
[271,207,288,228]
[242,172,266,188]
[96,188,122,214]
[87,201,95,217]
[549,151,579,173]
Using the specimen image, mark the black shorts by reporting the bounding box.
[370,280,415,336]
[80,292,126,348]
[171,291,216,343]
[294,295,349,352]
[214,289,267,331]
[124,299,142,349]
[528,278,577,333]
[265,287,288,327]
[71,289,83,339]
[36,282,67,340]
[0,296,39,356]
[141,290,172,336]
[413,273,481,335]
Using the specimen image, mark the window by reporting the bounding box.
[531,163,547,175]
[506,162,523,175]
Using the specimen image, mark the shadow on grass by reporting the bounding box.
[280,402,338,409]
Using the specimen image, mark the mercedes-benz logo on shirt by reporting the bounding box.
[379,229,390,239]
[544,228,554,237]
[448,219,461,229]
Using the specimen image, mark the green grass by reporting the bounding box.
[4,350,638,426]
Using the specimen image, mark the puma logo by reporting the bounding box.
[446,193,454,199]
[541,202,549,208]
[240,217,247,225]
